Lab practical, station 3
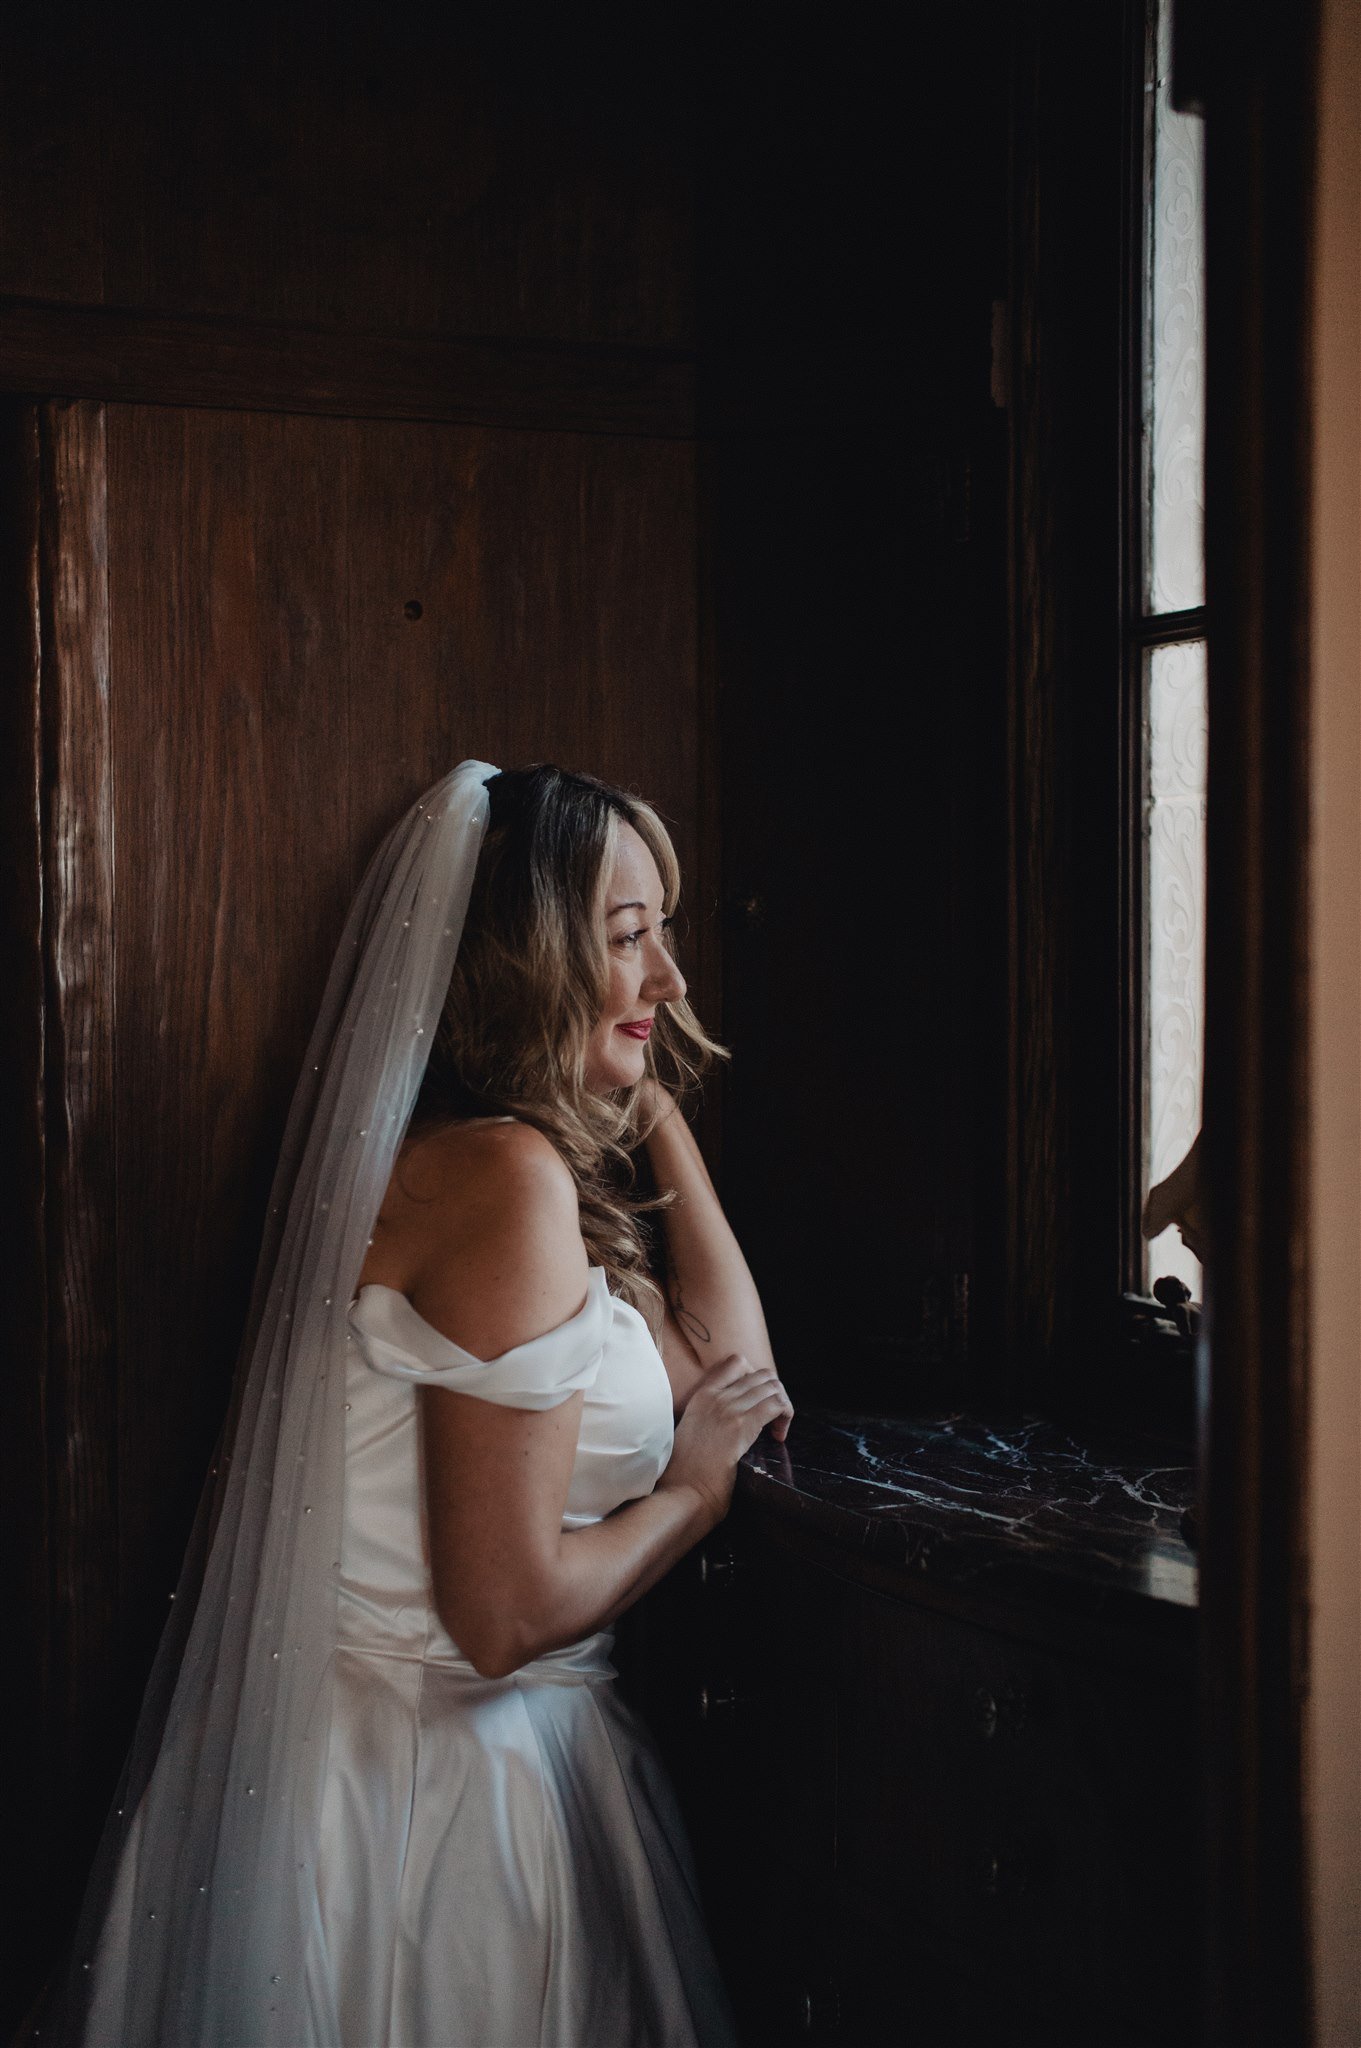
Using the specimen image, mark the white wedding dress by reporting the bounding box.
[312,1266,738,2048]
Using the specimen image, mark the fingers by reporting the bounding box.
[734,1389,793,1455]
[730,1385,793,1436]
[705,1351,755,1387]
[724,1371,787,1416]
[686,1353,794,1452]
[752,1384,794,1445]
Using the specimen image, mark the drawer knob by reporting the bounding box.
[973,1684,1030,1738]
[981,1847,1027,1898]
[794,1980,841,2037]
[698,1544,741,1587]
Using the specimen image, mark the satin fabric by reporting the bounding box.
[309,1270,738,2048]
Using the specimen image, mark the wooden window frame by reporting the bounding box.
[1005,0,1197,1430]
[1116,0,1208,1376]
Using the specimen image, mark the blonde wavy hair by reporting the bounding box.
[409,763,726,1323]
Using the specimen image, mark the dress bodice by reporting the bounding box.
[340,1269,674,1673]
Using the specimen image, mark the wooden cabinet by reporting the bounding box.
[640,1505,1201,2047]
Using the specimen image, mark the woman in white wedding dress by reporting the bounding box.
[55,760,790,2048]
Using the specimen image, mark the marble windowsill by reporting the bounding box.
[737,1408,1198,1612]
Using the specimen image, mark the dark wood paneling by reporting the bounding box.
[835,1579,1198,2044]
[0,300,696,440]
[342,418,713,1023]
[700,0,1011,1411]
[695,1517,1200,2048]
[3,7,708,2024]
[0,30,107,307]
[1196,0,1319,2039]
[713,424,1006,1406]
[1003,1,1130,1404]
[0,6,695,350]
[105,405,355,1687]
[0,405,51,2008]
[29,399,712,1808]
[34,401,122,1920]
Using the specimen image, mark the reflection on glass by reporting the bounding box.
[1144,639,1207,1298]
[1146,0,1205,614]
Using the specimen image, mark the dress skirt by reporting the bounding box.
[317,1642,736,2048]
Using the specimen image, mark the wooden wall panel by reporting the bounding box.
[67,400,710,1775]
[105,406,355,1684]
[1,11,706,2025]
[0,405,54,1993]
[0,7,695,351]
[0,32,107,307]
[699,0,1010,1409]
[0,302,696,440]
[342,418,713,1020]
[36,402,122,1888]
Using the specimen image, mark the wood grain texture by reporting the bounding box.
[1005,22,1067,1381]
[0,5,695,348]
[0,23,106,306]
[1197,1,1318,2038]
[0,300,697,441]
[1,8,709,2021]
[834,1580,1197,2041]
[0,406,52,2016]
[9,397,710,2030]
[1002,1,1129,1407]
[85,400,710,1748]
[698,0,1010,1410]
[35,400,122,1905]
[342,416,711,1017]
[689,1513,1199,2047]
[712,424,999,1402]
[106,406,354,1687]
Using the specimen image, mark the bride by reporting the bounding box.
[46,759,791,2048]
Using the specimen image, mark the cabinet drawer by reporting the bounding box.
[833,1580,1197,2034]
[723,1532,840,1881]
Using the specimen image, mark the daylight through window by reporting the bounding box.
[1139,0,1206,1301]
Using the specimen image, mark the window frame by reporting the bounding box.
[1004,0,1199,1424]
[1119,0,1207,1350]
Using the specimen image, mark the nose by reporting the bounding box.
[645,937,686,1005]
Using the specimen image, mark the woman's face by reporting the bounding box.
[584,820,687,1093]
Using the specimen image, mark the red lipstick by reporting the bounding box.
[617,1019,652,1040]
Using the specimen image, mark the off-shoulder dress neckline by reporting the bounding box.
[348,1265,611,1372]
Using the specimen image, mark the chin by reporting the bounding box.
[585,1033,648,1095]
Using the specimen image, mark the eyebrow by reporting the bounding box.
[605,899,649,916]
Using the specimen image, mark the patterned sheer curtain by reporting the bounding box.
[1140,0,1206,1301]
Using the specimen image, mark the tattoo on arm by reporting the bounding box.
[666,1249,711,1347]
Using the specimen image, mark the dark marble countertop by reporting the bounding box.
[737,1408,1198,1612]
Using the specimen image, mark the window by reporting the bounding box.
[1129,0,1206,1305]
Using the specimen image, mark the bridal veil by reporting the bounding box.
[47,760,497,2047]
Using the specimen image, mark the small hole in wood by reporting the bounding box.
[404,599,423,621]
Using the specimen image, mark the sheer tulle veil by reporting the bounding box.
[45,760,497,2047]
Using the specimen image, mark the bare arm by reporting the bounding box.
[422,1386,722,1677]
[642,1087,784,1430]
[407,1124,790,1679]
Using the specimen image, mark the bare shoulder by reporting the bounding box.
[370,1118,571,1244]
[442,1116,577,1209]
[377,1119,588,1357]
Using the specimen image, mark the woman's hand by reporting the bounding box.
[657,1352,794,1529]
